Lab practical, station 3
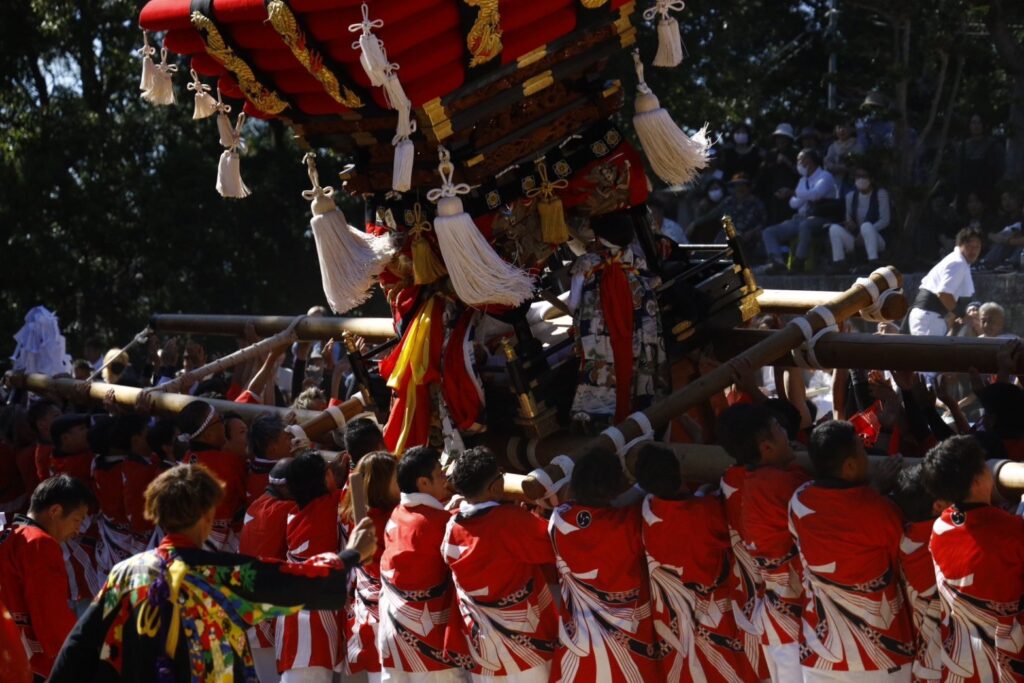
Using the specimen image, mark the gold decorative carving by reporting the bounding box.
[580,0,610,8]
[465,0,503,67]
[265,0,363,109]
[190,11,289,115]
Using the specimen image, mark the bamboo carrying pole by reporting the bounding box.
[150,314,396,341]
[519,267,905,501]
[757,289,909,320]
[7,374,366,440]
[715,330,1024,374]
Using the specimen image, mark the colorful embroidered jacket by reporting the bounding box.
[47,534,360,682]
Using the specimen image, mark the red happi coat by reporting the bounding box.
[122,454,163,538]
[245,458,278,505]
[0,516,77,678]
[379,494,468,674]
[443,501,558,678]
[930,504,1024,682]
[741,463,810,647]
[277,490,345,673]
[548,502,660,683]
[92,454,136,581]
[900,519,943,682]
[239,491,296,649]
[720,466,768,679]
[642,493,757,682]
[186,447,247,551]
[347,505,393,675]
[788,481,915,673]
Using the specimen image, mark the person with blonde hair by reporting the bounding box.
[47,464,375,683]
[344,451,400,682]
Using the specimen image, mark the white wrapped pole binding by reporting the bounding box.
[643,0,686,68]
[631,50,708,185]
[427,148,534,307]
[303,153,394,314]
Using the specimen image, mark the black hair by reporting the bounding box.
[344,418,384,466]
[448,446,500,498]
[589,209,636,248]
[268,457,293,499]
[955,227,983,246]
[27,400,58,438]
[764,398,801,441]
[891,463,938,523]
[799,148,822,166]
[570,446,625,506]
[177,401,214,438]
[634,443,682,499]
[109,415,148,453]
[28,474,96,515]
[808,420,860,479]
[716,404,776,466]
[285,449,328,509]
[921,435,988,505]
[397,446,442,494]
[194,377,230,397]
[249,414,285,459]
[147,418,178,457]
[87,415,115,455]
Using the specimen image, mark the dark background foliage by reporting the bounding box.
[1,0,1022,359]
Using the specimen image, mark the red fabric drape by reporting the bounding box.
[599,259,634,422]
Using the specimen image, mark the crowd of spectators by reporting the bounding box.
[649,101,1021,276]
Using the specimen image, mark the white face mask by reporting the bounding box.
[855,177,871,191]
[797,163,809,177]
[708,189,724,202]
[734,132,749,145]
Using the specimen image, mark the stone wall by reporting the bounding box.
[757,271,1024,336]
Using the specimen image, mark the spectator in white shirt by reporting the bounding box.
[908,228,983,336]
[761,148,838,273]
[826,165,891,272]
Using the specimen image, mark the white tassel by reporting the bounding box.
[643,0,686,68]
[427,148,534,307]
[217,112,250,199]
[631,50,708,185]
[303,153,394,313]
[215,91,235,147]
[390,78,416,192]
[187,69,218,120]
[348,4,389,87]
[143,47,178,105]
[138,32,156,93]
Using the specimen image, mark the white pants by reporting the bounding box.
[280,667,333,683]
[471,663,549,683]
[382,668,469,682]
[829,222,886,262]
[764,643,802,682]
[803,664,912,682]
[908,308,947,336]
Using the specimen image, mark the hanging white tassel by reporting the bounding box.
[217,112,251,199]
[426,148,534,307]
[214,90,235,147]
[348,4,389,87]
[187,69,218,119]
[302,153,394,313]
[631,50,708,185]
[643,0,686,68]
[143,47,178,105]
[138,32,156,93]
[389,76,415,192]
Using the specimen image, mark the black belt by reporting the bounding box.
[912,288,948,316]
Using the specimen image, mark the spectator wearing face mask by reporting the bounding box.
[688,179,727,242]
[756,123,800,223]
[723,123,763,182]
[826,165,891,272]
[761,147,839,274]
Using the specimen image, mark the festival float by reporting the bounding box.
[14,0,1024,502]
